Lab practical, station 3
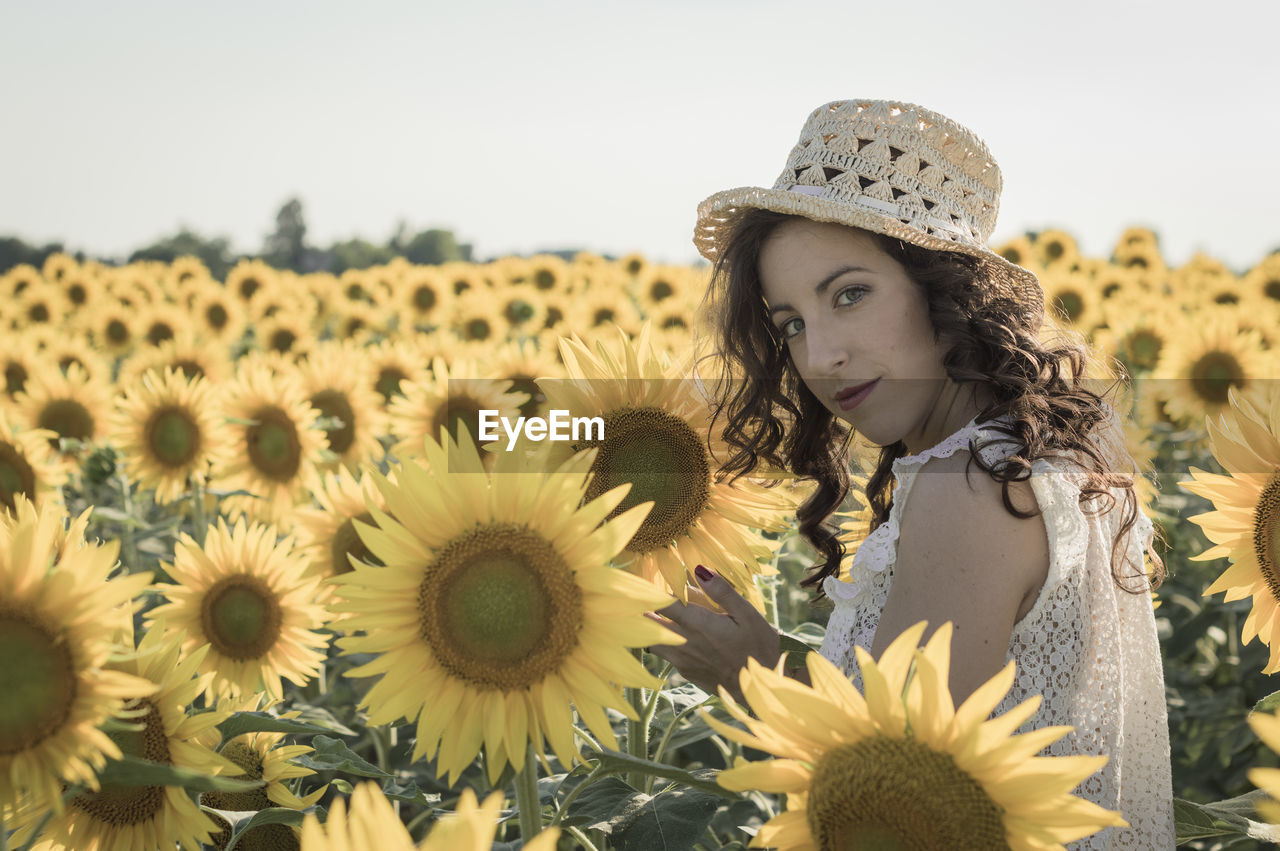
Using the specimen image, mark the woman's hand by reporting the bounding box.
[645,565,782,703]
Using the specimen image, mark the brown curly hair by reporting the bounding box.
[696,209,1165,597]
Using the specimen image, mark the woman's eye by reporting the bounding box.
[780,317,803,339]
[836,286,867,306]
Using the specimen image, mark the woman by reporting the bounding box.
[648,99,1175,848]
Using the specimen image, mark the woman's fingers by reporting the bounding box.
[692,565,763,625]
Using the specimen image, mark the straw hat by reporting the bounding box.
[693,99,1043,325]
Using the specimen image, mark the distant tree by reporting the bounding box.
[328,238,397,274]
[128,228,236,278]
[0,237,66,275]
[401,228,472,265]
[262,197,313,272]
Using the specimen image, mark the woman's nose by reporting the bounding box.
[806,329,849,373]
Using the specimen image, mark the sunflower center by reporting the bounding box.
[4,361,27,396]
[207,303,230,330]
[1126,329,1163,370]
[174,359,205,380]
[650,280,674,301]
[1265,280,1280,302]
[464,318,492,341]
[202,739,272,811]
[577,407,710,553]
[310,389,357,455]
[376,367,410,402]
[28,302,50,324]
[144,406,203,468]
[147,321,175,346]
[433,396,484,447]
[0,613,76,754]
[505,299,536,325]
[807,737,1009,850]
[37,399,95,447]
[238,277,261,300]
[106,319,130,344]
[507,376,544,419]
[71,698,169,826]
[413,285,437,311]
[1052,291,1084,324]
[269,329,297,353]
[1190,351,1244,405]
[331,513,381,573]
[68,283,87,305]
[535,269,556,289]
[0,441,37,511]
[246,407,303,482]
[1253,475,1280,601]
[419,522,582,690]
[200,576,284,660]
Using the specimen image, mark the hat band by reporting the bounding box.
[787,185,973,242]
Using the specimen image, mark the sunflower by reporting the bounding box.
[1151,313,1275,430]
[116,332,234,388]
[299,783,558,851]
[212,363,329,524]
[41,334,111,385]
[89,302,141,358]
[190,284,248,344]
[256,311,316,359]
[1032,228,1081,270]
[13,360,112,475]
[363,339,430,405]
[1180,383,1280,673]
[385,355,528,465]
[493,284,549,338]
[135,301,190,348]
[10,624,237,850]
[1111,227,1168,275]
[202,724,326,815]
[450,289,505,344]
[488,338,567,420]
[1172,252,1235,299]
[57,268,103,315]
[394,265,454,329]
[1040,267,1102,333]
[1243,255,1280,307]
[992,234,1038,273]
[295,340,388,472]
[147,518,330,701]
[703,621,1127,850]
[2,263,43,300]
[227,259,279,305]
[294,466,389,585]
[572,286,644,337]
[330,425,680,785]
[2,345,40,400]
[0,497,154,813]
[329,300,386,344]
[632,264,693,317]
[41,252,80,285]
[16,283,69,330]
[110,366,228,504]
[0,410,63,513]
[1247,710,1280,824]
[539,323,798,606]
[1096,296,1183,377]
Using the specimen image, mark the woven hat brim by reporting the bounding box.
[693,186,1044,320]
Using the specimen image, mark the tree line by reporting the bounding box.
[0,197,479,279]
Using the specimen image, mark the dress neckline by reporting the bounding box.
[894,414,984,466]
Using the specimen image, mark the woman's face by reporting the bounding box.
[758,219,963,450]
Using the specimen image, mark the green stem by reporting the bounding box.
[514,744,542,842]
[625,650,648,789]
[548,764,605,827]
[638,662,671,794]
[191,477,208,546]
[650,701,707,768]
[117,473,139,572]
[565,825,601,851]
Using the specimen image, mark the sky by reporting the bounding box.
[3,0,1278,272]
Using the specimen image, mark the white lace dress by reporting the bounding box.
[818,415,1175,849]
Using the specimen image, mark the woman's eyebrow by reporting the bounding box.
[767,265,873,317]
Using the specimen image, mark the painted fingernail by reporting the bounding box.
[695,564,713,582]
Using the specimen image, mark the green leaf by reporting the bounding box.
[208,806,313,851]
[1173,793,1280,843]
[97,754,263,794]
[217,711,344,745]
[613,785,722,851]
[293,735,391,779]
[592,750,739,800]
[562,776,642,829]
[381,779,440,806]
[89,505,144,528]
[288,705,358,736]
[1253,690,1280,717]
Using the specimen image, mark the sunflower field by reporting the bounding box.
[2,228,1280,850]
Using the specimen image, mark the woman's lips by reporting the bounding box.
[835,379,878,411]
